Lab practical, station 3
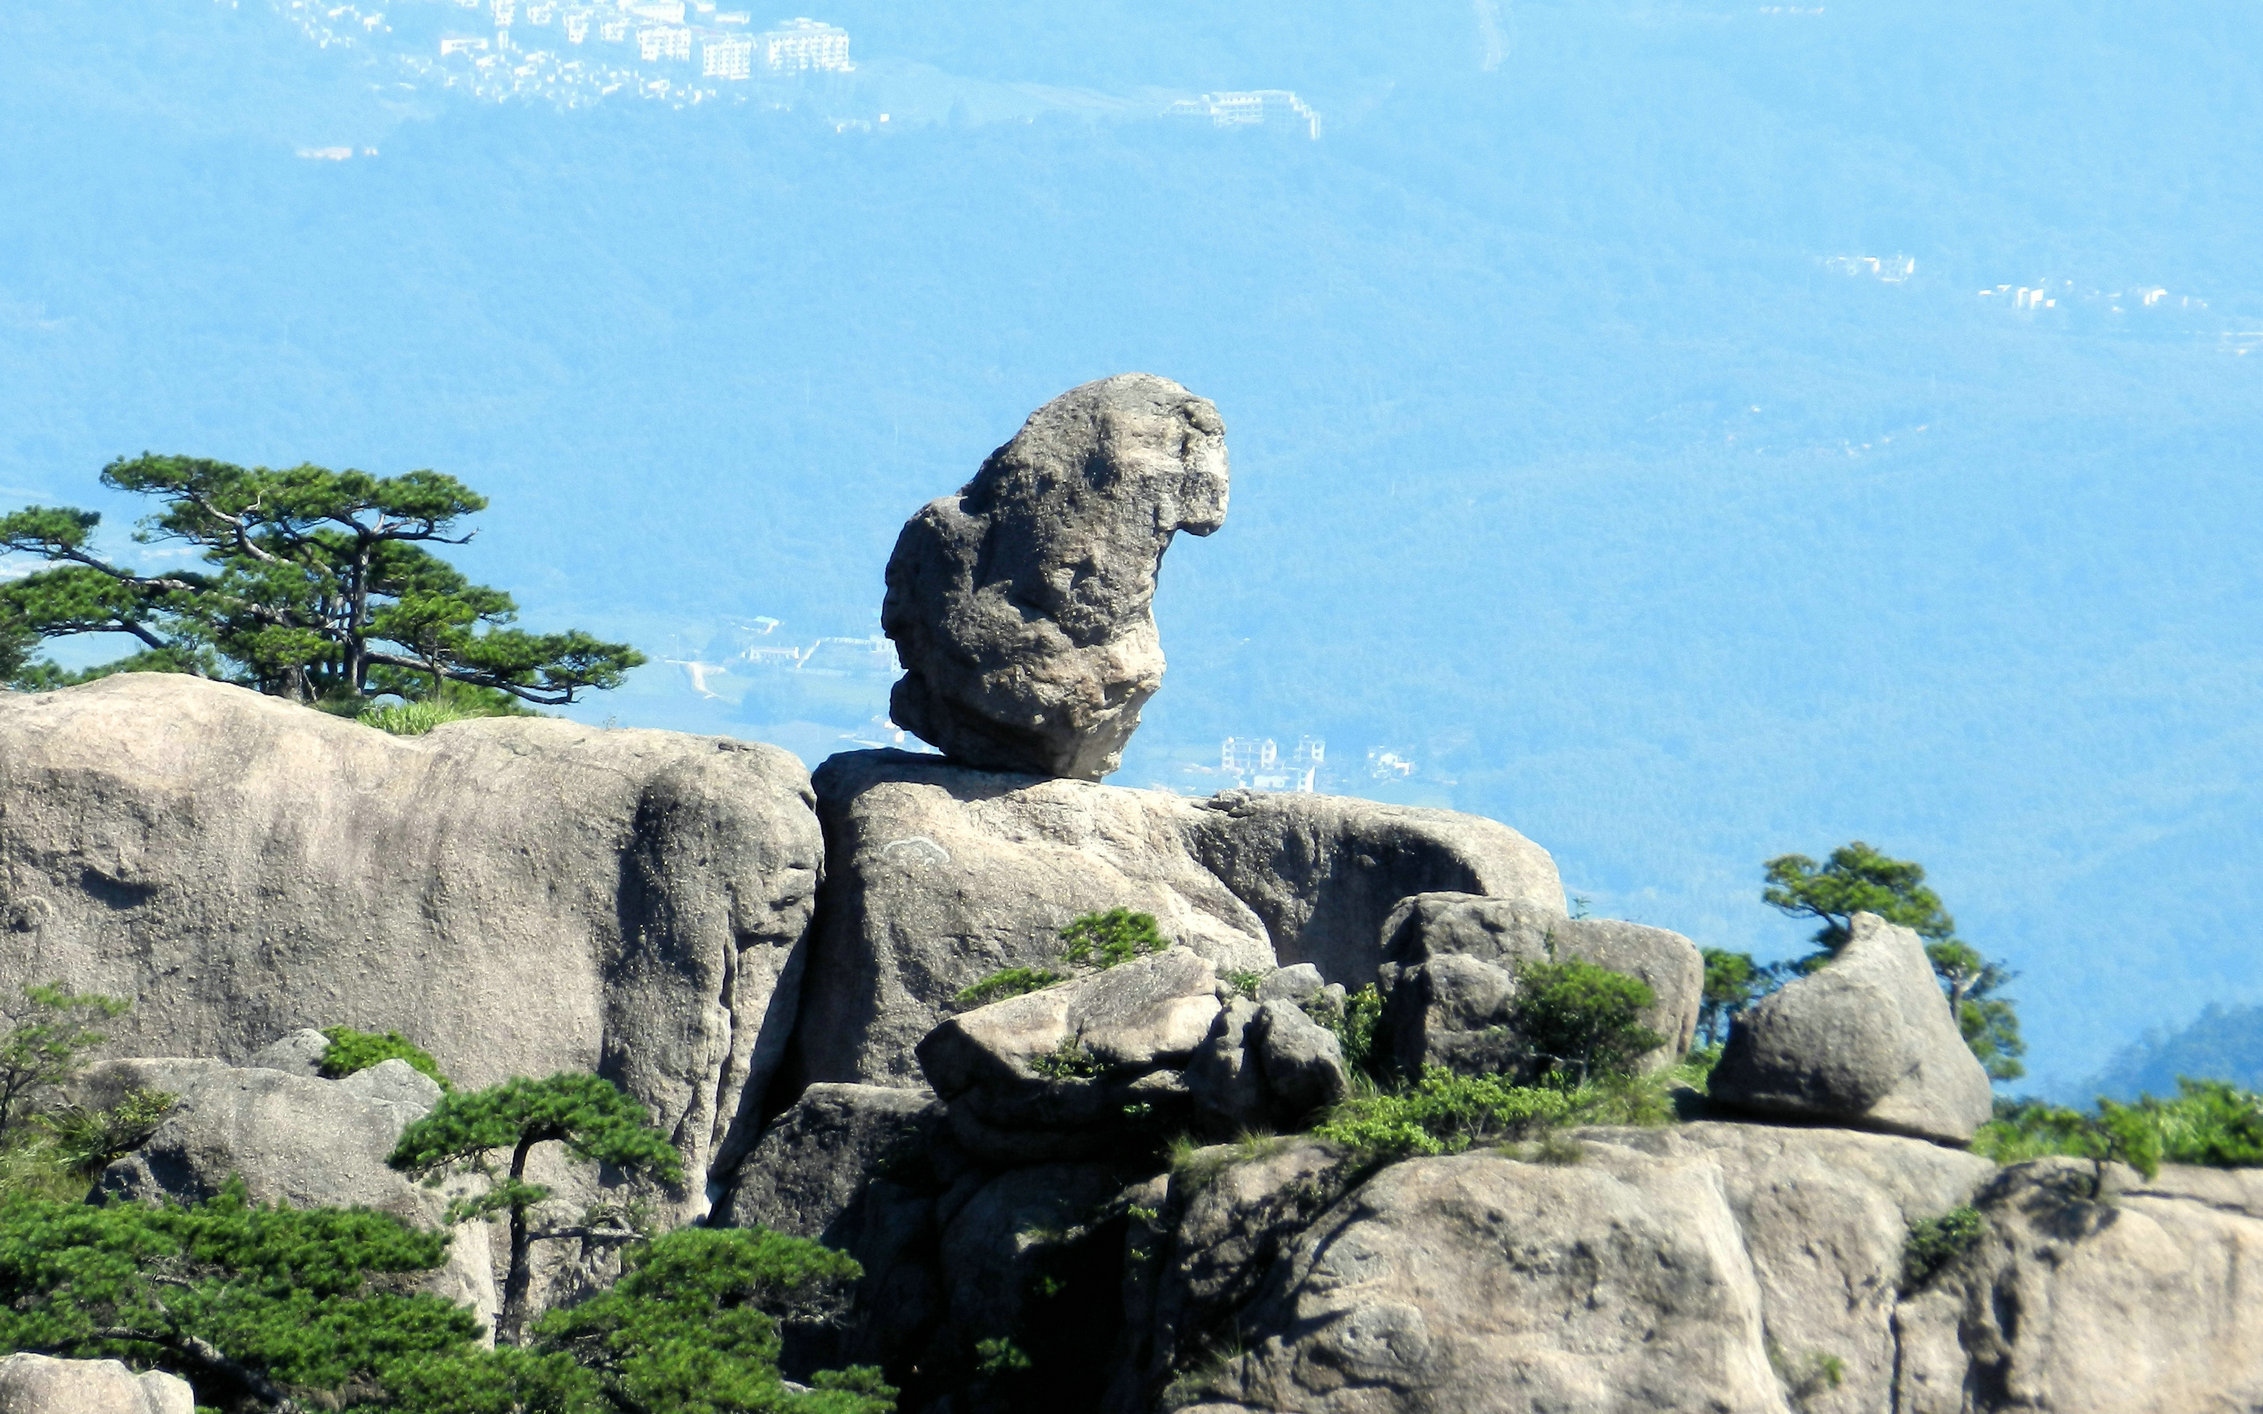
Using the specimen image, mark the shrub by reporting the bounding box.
[1302,984,1383,1078]
[1972,1081,2263,1180]
[1058,910,1167,970]
[0,984,130,1133]
[320,1026,454,1090]
[1509,956,1664,1085]
[950,967,1064,1011]
[1900,1206,1985,1291]
[35,1088,175,1177]
[1315,1068,1580,1163]
[358,699,481,736]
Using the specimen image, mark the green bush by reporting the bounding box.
[1509,956,1664,1085]
[0,1181,892,1414]
[1900,1206,1985,1291]
[359,699,482,736]
[320,1026,454,1090]
[1315,1068,1581,1162]
[1057,909,1167,970]
[1973,1079,2263,1180]
[1302,983,1383,1079]
[950,968,1063,1011]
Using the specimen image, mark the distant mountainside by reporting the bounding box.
[2,0,2259,1087]
[2091,1005,2263,1103]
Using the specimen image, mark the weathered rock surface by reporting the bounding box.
[0,673,824,1196]
[0,1354,193,1414]
[793,750,1563,1086]
[1592,1122,1996,1414]
[722,1082,942,1238]
[1186,1149,1792,1414]
[882,373,1229,780]
[89,1055,498,1328]
[1896,1157,2263,1414]
[1184,997,1349,1135]
[1711,912,1993,1144]
[1375,893,1703,1079]
[916,948,1219,1161]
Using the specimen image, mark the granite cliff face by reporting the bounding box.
[2,377,2258,1413]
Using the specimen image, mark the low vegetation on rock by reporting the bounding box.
[950,909,1170,1012]
[319,1027,454,1090]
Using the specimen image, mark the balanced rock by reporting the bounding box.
[1710,912,1993,1144]
[0,1355,193,1414]
[1374,893,1703,1080]
[881,373,1229,779]
[792,749,1563,1086]
[0,673,823,1200]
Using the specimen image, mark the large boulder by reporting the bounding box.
[0,673,824,1199]
[1591,1122,1995,1414]
[89,1056,498,1326]
[1895,1158,2263,1414]
[792,749,1563,1086]
[881,373,1229,780]
[0,1355,192,1414]
[1710,912,1993,1144]
[1374,893,1703,1080]
[1179,1149,1792,1414]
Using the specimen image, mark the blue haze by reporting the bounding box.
[3,0,2259,1095]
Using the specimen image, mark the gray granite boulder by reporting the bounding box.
[1710,912,1993,1144]
[1375,893,1703,1080]
[1186,997,1349,1135]
[721,1083,942,1239]
[0,673,823,1202]
[1179,1149,1791,1414]
[794,749,1563,1086]
[0,1355,192,1414]
[916,948,1220,1161]
[882,373,1229,779]
[91,1056,497,1329]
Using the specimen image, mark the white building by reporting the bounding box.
[439,33,490,54]
[701,31,754,78]
[758,18,850,72]
[639,24,692,59]
[1169,90,1321,140]
[491,0,515,25]
[1221,735,1323,793]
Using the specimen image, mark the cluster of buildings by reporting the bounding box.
[456,3,851,80]
[1167,91,1322,141]
[1218,735,1327,793]
[1976,278,2212,319]
[1825,254,1915,283]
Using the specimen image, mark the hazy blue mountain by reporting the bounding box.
[3,0,2259,1091]
[2091,1006,2263,1103]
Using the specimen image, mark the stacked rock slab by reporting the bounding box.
[0,673,824,1200]
[792,750,1567,1087]
[882,373,1229,781]
[1374,892,1704,1080]
[1710,911,1993,1144]
[0,1355,193,1414]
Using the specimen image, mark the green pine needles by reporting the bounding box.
[388,1073,683,1344]
[319,1027,454,1090]
[950,909,1170,1012]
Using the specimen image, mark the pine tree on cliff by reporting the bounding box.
[0,455,642,707]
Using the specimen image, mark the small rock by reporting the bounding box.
[0,1354,193,1414]
[1256,963,1326,1003]
[1710,912,1993,1144]
[1250,999,1348,1127]
[1185,999,1267,1134]
[882,373,1229,779]
[247,1027,331,1077]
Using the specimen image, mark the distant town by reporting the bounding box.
[265,0,1322,129]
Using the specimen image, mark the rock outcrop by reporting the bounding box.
[86,1055,498,1326]
[0,1355,193,1414]
[882,374,1229,780]
[1374,893,1704,1080]
[1896,1158,2263,1414]
[0,673,824,1198]
[1710,912,1993,1145]
[792,750,1564,1086]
